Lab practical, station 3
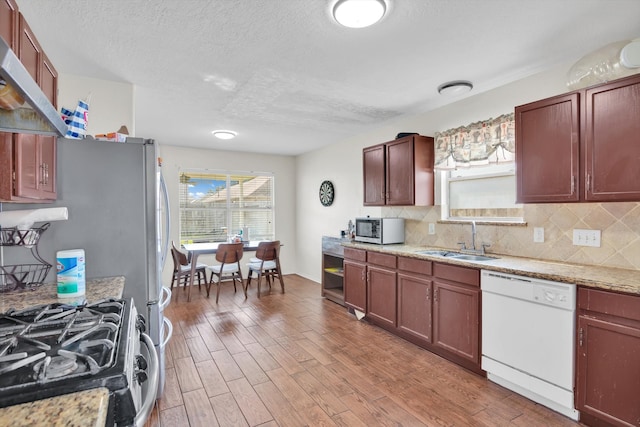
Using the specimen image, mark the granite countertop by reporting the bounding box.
[0,276,125,313]
[0,276,125,426]
[0,388,110,427]
[344,242,640,295]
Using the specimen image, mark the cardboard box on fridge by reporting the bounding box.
[95,132,127,143]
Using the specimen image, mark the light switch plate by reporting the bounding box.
[533,227,544,243]
[573,229,601,247]
[428,223,435,235]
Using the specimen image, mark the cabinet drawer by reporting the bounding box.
[344,247,366,262]
[398,256,432,275]
[578,287,640,322]
[368,251,396,269]
[433,262,479,287]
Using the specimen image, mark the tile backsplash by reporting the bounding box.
[385,202,640,271]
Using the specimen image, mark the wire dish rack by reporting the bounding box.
[0,223,52,292]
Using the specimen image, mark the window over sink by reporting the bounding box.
[178,170,275,244]
[438,163,524,222]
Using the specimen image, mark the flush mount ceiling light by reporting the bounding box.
[333,0,387,28]
[212,130,237,140]
[437,81,474,96]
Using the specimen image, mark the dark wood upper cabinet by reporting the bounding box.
[0,0,18,50]
[516,74,640,203]
[0,11,58,202]
[363,134,434,206]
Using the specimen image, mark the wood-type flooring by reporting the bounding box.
[145,274,584,427]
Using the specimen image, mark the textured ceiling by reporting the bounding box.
[15,0,640,156]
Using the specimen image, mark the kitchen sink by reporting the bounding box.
[414,250,499,262]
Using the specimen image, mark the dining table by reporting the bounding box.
[181,240,266,301]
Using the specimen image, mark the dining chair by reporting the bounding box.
[206,242,245,303]
[170,241,207,291]
[246,240,284,298]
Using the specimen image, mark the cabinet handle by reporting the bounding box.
[586,174,591,192]
[579,327,584,347]
[570,175,575,195]
[44,163,49,185]
[434,289,438,302]
[39,164,46,186]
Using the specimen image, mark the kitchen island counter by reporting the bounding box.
[0,276,125,312]
[344,242,640,295]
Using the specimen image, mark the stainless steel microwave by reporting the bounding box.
[354,217,405,245]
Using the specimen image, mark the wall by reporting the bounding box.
[296,61,640,283]
[158,145,297,287]
[58,74,134,137]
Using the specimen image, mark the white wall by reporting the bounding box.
[58,74,134,136]
[158,145,297,287]
[296,61,573,283]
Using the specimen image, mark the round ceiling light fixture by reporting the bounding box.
[333,0,387,28]
[437,80,474,97]
[212,130,237,140]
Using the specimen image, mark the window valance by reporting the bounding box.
[434,113,515,169]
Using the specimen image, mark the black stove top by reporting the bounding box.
[0,298,138,419]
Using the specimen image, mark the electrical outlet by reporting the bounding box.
[533,227,544,243]
[428,223,436,235]
[573,229,601,247]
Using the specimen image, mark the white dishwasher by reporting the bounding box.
[481,270,579,420]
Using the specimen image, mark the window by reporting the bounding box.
[439,163,523,222]
[179,170,275,244]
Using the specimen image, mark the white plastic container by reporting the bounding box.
[56,249,86,298]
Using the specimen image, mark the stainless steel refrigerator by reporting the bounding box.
[1,137,173,396]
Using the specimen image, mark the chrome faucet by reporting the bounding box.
[458,220,489,255]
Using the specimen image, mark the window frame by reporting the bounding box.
[178,169,276,244]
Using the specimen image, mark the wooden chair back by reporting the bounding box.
[172,241,189,267]
[216,242,244,264]
[254,241,280,262]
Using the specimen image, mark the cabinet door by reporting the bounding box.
[515,93,580,203]
[18,14,40,82]
[576,315,640,426]
[13,133,39,198]
[40,51,57,105]
[367,265,396,328]
[386,138,415,205]
[585,74,640,201]
[344,260,366,313]
[0,0,18,51]
[363,144,385,206]
[38,135,56,198]
[397,272,431,343]
[433,280,479,363]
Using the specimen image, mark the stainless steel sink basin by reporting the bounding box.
[448,254,498,262]
[414,250,499,262]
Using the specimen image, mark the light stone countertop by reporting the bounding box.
[344,242,640,295]
[0,277,125,426]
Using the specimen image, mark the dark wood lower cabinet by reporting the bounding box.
[344,248,367,313]
[576,288,640,427]
[397,272,432,343]
[432,280,479,364]
[367,265,397,329]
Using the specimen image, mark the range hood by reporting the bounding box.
[0,36,66,137]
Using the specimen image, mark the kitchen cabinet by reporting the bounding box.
[576,287,640,427]
[366,251,397,329]
[432,262,480,368]
[321,236,346,306]
[516,74,640,203]
[362,134,435,206]
[343,248,367,313]
[0,0,18,51]
[0,11,58,202]
[397,257,432,344]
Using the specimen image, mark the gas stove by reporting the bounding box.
[0,298,157,426]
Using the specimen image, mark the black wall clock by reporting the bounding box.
[319,180,335,206]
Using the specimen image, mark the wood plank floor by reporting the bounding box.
[145,275,584,427]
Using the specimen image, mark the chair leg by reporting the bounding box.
[170,274,176,290]
[277,269,285,293]
[215,280,221,304]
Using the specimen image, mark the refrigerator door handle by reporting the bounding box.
[160,172,171,268]
[160,286,172,311]
[161,317,173,348]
